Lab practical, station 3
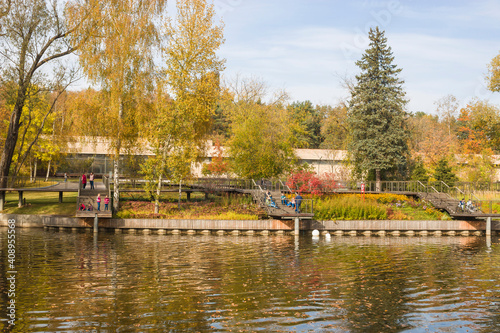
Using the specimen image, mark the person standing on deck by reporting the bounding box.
[81,173,87,189]
[294,193,303,213]
[89,172,95,189]
[104,195,110,211]
[97,194,101,211]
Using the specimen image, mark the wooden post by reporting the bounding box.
[187,192,191,202]
[0,191,4,211]
[486,217,491,237]
[18,191,23,208]
[94,213,99,233]
[59,191,63,203]
[294,217,300,236]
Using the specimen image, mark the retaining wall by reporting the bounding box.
[1,214,499,233]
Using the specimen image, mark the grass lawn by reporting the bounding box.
[2,191,78,216]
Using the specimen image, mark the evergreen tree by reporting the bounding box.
[433,158,458,186]
[411,158,429,182]
[288,101,324,148]
[347,27,409,190]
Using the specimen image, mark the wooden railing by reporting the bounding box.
[0,176,58,189]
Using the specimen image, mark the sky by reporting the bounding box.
[208,0,500,114]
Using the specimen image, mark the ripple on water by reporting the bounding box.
[1,230,499,332]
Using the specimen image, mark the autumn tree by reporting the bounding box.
[454,100,499,184]
[486,52,500,92]
[202,139,229,177]
[141,0,225,213]
[0,0,85,187]
[434,94,459,135]
[68,0,167,210]
[226,77,296,179]
[456,100,500,154]
[347,27,409,190]
[320,103,349,150]
[407,112,457,168]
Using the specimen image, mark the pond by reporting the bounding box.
[1,228,499,332]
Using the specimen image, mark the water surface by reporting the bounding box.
[1,228,499,332]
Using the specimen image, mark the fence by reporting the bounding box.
[0,176,58,189]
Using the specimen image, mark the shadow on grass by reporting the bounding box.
[2,191,78,216]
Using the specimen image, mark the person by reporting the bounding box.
[89,172,95,189]
[64,172,67,182]
[81,173,87,189]
[295,193,303,213]
[459,198,465,211]
[87,204,93,211]
[79,203,86,211]
[281,192,287,205]
[466,199,474,212]
[104,195,109,211]
[290,198,296,209]
[97,194,101,211]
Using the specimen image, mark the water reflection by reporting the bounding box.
[0,228,499,332]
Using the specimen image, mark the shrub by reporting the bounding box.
[314,195,387,220]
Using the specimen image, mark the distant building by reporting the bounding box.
[60,137,500,181]
[61,137,349,178]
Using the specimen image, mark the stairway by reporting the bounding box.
[251,189,300,218]
[417,191,480,217]
[76,182,111,218]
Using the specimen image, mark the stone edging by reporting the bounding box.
[1,214,499,235]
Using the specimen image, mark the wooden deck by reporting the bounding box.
[76,210,112,218]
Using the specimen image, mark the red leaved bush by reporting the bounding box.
[286,171,338,195]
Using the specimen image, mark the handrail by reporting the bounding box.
[279,179,293,193]
[76,176,81,212]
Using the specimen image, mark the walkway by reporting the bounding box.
[357,181,500,220]
[76,182,112,218]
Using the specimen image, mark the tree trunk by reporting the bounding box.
[33,159,37,183]
[375,169,381,192]
[45,160,51,182]
[0,101,24,188]
[113,157,119,212]
[155,173,162,214]
[178,179,182,209]
[30,158,33,183]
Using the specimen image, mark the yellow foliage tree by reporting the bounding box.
[486,52,500,92]
[141,0,225,213]
[68,0,167,210]
[225,77,297,179]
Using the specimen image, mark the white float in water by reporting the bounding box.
[325,233,331,239]
[312,229,320,237]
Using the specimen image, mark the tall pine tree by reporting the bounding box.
[347,27,409,190]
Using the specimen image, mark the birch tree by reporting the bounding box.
[142,0,225,213]
[68,0,167,210]
[226,77,296,179]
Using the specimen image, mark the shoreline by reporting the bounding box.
[1,213,499,236]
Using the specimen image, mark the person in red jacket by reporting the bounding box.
[81,173,87,189]
[104,195,110,211]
